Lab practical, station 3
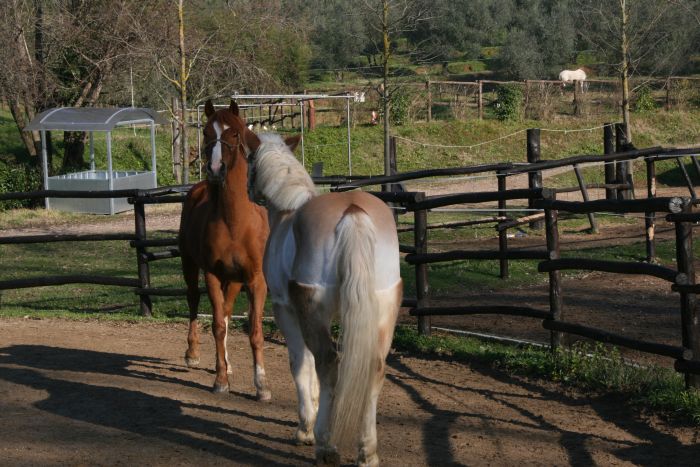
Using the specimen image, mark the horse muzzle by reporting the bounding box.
[206,161,227,185]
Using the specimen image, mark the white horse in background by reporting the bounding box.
[559,68,587,84]
[247,132,402,466]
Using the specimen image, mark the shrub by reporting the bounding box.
[380,89,410,126]
[0,157,41,211]
[634,86,657,113]
[493,84,523,121]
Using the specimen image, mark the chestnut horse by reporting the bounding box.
[179,100,271,401]
[247,133,402,466]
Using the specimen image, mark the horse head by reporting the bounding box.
[202,99,260,186]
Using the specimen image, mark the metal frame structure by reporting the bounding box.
[195,93,363,178]
[24,107,164,214]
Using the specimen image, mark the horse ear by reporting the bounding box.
[230,100,239,116]
[284,134,302,153]
[204,100,215,118]
[244,129,260,154]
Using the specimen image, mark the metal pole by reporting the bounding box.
[107,131,114,215]
[197,106,202,180]
[299,101,305,167]
[40,130,49,209]
[89,132,95,171]
[150,121,157,186]
[346,98,352,175]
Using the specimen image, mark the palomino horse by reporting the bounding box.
[247,133,403,466]
[179,100,271,401]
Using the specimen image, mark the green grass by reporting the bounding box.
[302,110,700,178]
[392,326,700,425]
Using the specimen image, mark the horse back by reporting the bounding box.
[290,191,400,290]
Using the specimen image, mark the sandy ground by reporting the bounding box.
[0,318,698,466]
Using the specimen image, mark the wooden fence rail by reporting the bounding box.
[3,130,700,386]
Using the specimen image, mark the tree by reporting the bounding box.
[0,1,161,172]
[576,0,700,143]
[360,0,429,177]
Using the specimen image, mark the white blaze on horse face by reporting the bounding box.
[210,121,229,175]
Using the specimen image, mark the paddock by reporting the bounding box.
[0,318,697,466]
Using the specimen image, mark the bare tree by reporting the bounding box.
[361,0,429,176]
[0,0,43,158]
[0,1,161,172]
[577,0,699,143]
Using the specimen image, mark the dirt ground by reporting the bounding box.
[1,173,699,465]
[0,318,698,467]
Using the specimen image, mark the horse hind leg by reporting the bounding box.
[357,281,402,467]
[273,302,318,445]
[182,256,201,368]
[247,273,271,401]
[289,281,339,466]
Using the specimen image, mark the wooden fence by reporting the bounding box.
[2,130,700,386]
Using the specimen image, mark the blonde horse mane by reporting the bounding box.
[253,133,317,211]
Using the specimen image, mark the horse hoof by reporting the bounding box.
[185,356,200,368]
[295,429,315,446]
[256,389,272,402]
[315,448,340,467]
[357,453,379,467]
[212,382,229,394]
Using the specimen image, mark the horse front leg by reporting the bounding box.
[182,256,201,367]
[223,281,243,376]
[273,302,319,445]
[205,272,229,393]
[247,273,271,401]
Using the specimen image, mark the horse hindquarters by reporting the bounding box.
[331,205,401,467]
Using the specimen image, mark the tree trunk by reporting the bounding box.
[382,0,391,178]
[172,96,182,183]
[62,131,86,172]
[178,0,189,185]
[7,99,38,157]
[620,0,633,143]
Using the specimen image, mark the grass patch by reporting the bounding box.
[392,326,700,425]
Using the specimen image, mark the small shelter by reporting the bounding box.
[24,107,166,214]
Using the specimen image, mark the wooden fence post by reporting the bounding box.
[426,80,432,122]
[544,193,563,351]
[414,192,431,336]
[573,80,581,116]
[666,78,671,111]
[134,198,153,317]
[497,171,509,279]
[478,80,483,120]
[603,123,617,200]
[527,128,544,229]
[675,208,699,388]
[615,122,634,200]
[646,157,657,262]
[573,164,598,233]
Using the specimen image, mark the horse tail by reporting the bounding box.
[330,204,380,447]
